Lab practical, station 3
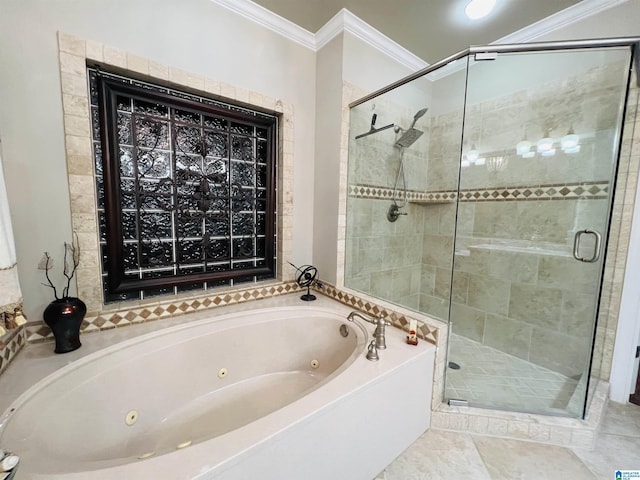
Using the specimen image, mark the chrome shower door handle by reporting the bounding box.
[573,229,602,263]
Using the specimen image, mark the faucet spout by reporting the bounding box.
[347,311,392,350]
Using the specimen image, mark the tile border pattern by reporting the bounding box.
[348,180,610,203]
[21,275,441,345]
[24,281,303,343]
[315,282,439,345]
[0,327,26,377]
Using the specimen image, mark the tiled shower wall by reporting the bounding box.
[345,99,431,311]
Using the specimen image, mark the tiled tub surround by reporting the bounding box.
[23,280,304,344]
[0,294,435,480]
[0,327,26,376]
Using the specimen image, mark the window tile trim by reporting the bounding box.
[57,31,295,317]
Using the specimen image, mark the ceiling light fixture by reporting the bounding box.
[465,0,497,20]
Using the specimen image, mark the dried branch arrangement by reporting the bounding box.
[40,233,81,300]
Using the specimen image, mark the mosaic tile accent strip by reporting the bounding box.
[0,327,26,376]
[348,183,457,203]
[349,181,610,203]
[315,283,439,346]
[25,282,303,343]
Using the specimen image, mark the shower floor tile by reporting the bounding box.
[445,334,579,414]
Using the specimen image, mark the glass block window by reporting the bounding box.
[88,68,277,302]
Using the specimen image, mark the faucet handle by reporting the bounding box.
[366,340,379,361]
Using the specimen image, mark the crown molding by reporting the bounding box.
[210,0,316,50]
[210,0,428,70]
[211,0,630,78]
[316,9,428,71]
[495,0,630,44]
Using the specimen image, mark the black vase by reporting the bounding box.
[43,297,86,354]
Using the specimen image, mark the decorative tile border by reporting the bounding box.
[315,282,439,346]
[0,327,26,376]
[349,181,610,203]
[25,281,303,343]
[348,183,457,203]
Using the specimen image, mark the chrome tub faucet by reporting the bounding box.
[347,311,392,350]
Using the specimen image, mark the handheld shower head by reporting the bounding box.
[409,107,428,129]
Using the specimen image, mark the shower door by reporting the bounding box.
[445,47,632,417]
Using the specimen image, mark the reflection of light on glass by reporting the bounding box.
[465,0,496,19]
[561,127,580,153]
[486,156,507,172]
[537,136,554,154]
[475,157,486,166]
[563,145,580,154]
[461,160,471,168]
[516,139,532,157]
[541,148,556,157]
[467,144,479,162]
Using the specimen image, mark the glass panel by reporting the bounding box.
[445,47,631,417]
[344,56,467,318]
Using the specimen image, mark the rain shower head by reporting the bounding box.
[395,128,424,148]
[395,107,428,148]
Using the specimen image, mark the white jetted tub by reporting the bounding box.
[0,297,435,480]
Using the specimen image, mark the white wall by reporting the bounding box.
[0,0,316,319]
[313,35,344,285]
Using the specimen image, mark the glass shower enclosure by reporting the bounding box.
[345,38,638,418]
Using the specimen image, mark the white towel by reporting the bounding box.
[0,138,23,315]
[0,139,17,269]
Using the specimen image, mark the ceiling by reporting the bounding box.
[251,0,583,63]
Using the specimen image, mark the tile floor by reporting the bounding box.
[376,401,640,479]
[445,334,581,415]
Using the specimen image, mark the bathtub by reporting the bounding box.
[0,297,434,479]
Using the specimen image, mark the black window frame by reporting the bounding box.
[92,69,278,297]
